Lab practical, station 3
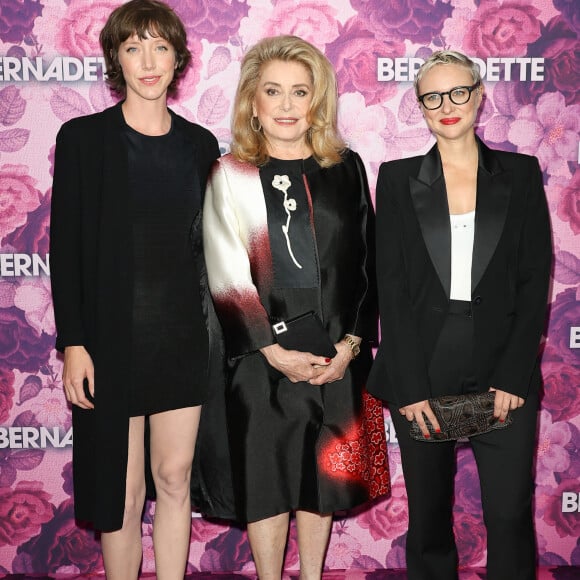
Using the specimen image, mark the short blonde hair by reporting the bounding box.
[414,50,481,97]
[231,35,345,168]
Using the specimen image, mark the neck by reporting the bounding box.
[436,133,479,167]
[122,97,171,136]
[266,139,312,161]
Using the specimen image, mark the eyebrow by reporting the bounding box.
[262,81,311,89]
[122,36,168,44]
[421,84,472,94]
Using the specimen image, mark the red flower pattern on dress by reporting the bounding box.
[319,391,390,498]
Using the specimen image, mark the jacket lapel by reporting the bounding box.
[101,102,129,252]
[410,144,451,298]
[472,139,511,291]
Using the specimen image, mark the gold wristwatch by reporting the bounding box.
[342,335,361,359]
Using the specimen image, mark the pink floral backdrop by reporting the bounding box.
[0,0,578,575]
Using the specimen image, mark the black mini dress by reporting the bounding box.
[123,119,209,416]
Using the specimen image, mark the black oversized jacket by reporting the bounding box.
[50,102,220,531]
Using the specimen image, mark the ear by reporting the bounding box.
[476,84,485,108]
[252,100,257,118]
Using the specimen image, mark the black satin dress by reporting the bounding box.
[224,157,388,522]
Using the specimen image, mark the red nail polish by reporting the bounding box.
[435,428,441,433]
[499,419,505,423]
[325,358,331,363]
[424,433,430,439]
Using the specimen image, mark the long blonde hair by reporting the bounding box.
[231,35,345,168]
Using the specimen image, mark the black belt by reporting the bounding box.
[448,299,472,317]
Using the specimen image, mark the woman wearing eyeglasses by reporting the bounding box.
[368,50,551,580]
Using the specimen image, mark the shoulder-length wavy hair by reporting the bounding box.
[231,35,345,168]
[414,50,482,97]
[99,0,190,97]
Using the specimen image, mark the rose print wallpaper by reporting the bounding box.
[0,0,578,575]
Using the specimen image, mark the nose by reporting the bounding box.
[440,93,453,113]
[141,48,154,70]
[281,93,292,111]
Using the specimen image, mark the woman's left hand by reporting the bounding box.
[308,342,353,386]
[489,387,524,422]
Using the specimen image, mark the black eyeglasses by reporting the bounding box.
[418,82,480,110]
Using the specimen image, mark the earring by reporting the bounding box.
[250,116,262,132]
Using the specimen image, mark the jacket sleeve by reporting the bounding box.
[374,162,432,406]
[49,122,86,352]
[202,159,274,357]
[195,126,221,198]
[489,157,552,397]
[349,151,378,344]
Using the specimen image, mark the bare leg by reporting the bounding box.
[247,512,290,580]
[296,510,332,580]
[149,406,201,580]
[101,416,146,580]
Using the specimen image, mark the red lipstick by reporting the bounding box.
[440,117,460,125]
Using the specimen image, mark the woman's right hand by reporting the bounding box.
[399,400,441,439]
[260,343,331,384]
[63,346,95,409]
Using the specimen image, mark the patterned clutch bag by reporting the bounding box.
[409,391,513,442]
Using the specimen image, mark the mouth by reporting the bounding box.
[140,76,161,85]
[440,117,461,125]
[274,118,299,125]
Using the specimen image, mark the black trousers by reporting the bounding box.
[390,301,538,580]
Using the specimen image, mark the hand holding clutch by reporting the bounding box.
[272,311,337,358]
[409,391,513,442]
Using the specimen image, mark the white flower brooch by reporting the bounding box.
[272,174,302,269]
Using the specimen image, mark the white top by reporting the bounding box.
[449,210,475,301]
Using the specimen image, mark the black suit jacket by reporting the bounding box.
[367,139,551,408]
[49,102,220,530]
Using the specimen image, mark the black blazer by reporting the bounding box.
[49,102,220,531]
[367,139,551,408]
